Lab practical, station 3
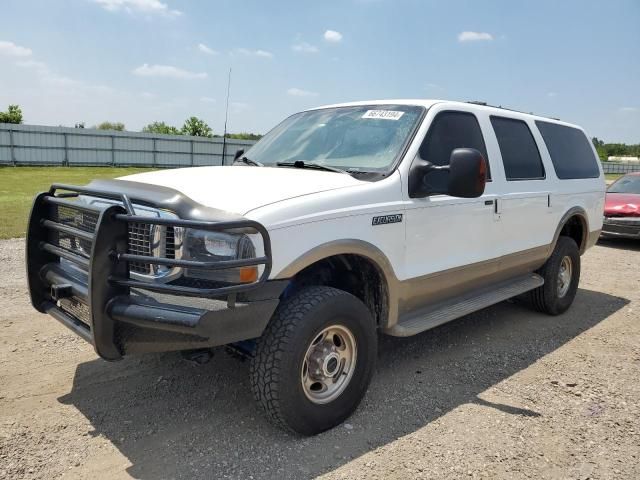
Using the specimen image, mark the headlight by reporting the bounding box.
[184,229,257,283]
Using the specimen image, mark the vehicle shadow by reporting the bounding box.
[58,288,628,480]
[597,237,640,251]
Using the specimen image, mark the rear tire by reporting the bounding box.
[250,286,377,435]
[530,236,580,315]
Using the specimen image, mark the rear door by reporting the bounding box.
[485,114,552,260]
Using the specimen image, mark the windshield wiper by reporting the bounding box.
[276,160,347,174]
[233,156,263,167]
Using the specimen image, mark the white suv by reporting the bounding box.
[26,99,605,435]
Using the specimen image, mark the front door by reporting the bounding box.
[402,107,502,313]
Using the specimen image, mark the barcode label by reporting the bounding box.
[361,110,405,120]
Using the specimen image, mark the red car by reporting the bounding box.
[602,172,640,239]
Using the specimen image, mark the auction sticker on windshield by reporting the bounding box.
[362,110,405,120]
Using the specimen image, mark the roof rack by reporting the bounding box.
[464,100,560,121]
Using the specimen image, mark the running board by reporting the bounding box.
[387,273,544,337]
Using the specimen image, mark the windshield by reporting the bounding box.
[244,105,424,173]
[608,174,640,194]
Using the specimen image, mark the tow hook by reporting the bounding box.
[50,283,73,301]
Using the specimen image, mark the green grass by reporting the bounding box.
[0,166,626,239]
[605,173,623,181]
[0,166,157,239]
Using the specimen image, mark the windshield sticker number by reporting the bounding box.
[362,110,405,121]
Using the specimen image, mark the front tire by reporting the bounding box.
[250,286,377,435]
[530,236,581,315]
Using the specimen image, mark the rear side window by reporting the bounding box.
[419,111,490,178]
[535,121,600,179]
[490,116,544,180]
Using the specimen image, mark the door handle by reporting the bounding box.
[484,200,494,206]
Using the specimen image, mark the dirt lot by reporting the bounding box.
[1,238,638,480]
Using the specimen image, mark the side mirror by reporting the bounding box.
[408,148,487,198]
[447,148,487,198]
[234,149,245,161]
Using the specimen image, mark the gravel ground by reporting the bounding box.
[0,237,638,480]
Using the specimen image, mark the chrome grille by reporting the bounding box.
[53,205,98,232]
[51,200,182,280]
[126,223,182,278]
[128,222,153,274]
[51,205,97,258]
[166,227,176,259]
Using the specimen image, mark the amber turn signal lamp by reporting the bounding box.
[239,266,258,283]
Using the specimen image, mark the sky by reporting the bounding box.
[0,0,638,142]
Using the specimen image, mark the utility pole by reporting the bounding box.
[221,67,232,165]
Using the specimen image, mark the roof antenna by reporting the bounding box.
[222,67,232,165]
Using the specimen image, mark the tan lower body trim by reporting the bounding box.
[275,239,551,331]
[585,229,601,250]
[392,245,550,328]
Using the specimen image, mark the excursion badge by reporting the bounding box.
[372,214,403,226]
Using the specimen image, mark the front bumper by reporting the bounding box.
[26,183,285,361]
[601,216,640,240]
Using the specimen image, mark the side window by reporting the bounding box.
[419,111,490,182]
[490,116,545,180]
[535,121,600,179]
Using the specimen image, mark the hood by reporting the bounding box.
[604,192,640,217]
[119,165,364,215]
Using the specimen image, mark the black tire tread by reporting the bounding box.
[249,286,348,433]
[530,257,552,313]
[530,236,579,315]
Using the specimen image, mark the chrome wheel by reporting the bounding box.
[301,324,357,404]
[557,256,573,298]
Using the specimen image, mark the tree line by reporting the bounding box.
[591,137,640,161]
[0,104,262,140]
